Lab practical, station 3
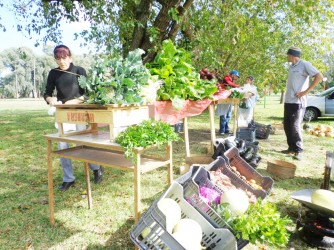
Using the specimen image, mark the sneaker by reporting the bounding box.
[281,149,294,154]
[293,152,302,161]
[93,166,104,184]
[58,181,75,191]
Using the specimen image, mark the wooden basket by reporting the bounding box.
[267,159,296,179]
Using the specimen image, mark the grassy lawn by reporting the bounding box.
[0,96,332,249]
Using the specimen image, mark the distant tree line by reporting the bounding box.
[0,47,95,99]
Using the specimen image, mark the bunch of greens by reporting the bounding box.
[146,40,217,109]
[115,119,182,161]
[229,89,244,99]
[79,49,151,105]
[212,199,292,247]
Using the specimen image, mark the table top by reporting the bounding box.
[44,132,137,152]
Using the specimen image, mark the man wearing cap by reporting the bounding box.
[283,46,323,160]
[216,70,240,135]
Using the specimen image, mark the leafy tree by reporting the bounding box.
[1,0,334,96]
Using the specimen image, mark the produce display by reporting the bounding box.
[208,168,257,204]
[115,119,181,161]
[184,164,290,248]
[146,40,218,109]
[79,48,152,105]
[211,199,292,247]
[306,124,334,137]
[199,67,216,80]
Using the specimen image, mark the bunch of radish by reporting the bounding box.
[199,67,216,80]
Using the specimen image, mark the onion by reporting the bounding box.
[157,198,181,233]
[172,231,202,250]
[220,189,249,216]
[173,218,202,244]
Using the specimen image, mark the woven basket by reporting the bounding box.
[267,159,296,179]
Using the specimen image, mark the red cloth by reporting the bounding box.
[154,99,212,125]
[153,90,232,124]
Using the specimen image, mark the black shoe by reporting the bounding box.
[281,149,293,154]
[58,181,75,191]
[93,166,104,184]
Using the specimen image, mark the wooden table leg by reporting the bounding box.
[183,117,190,158]
[47,139,55,227]
[208,104,216,154]
[134,152,141,223]
[84,162,93,209]
[167,143,173,185]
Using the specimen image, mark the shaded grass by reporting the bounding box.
[0,96,333,249]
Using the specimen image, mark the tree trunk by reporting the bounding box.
[128,0,152,53]
[280,89,284,104]
[129,0,194,63]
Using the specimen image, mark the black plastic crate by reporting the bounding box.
[248,121,272,139]
[236,127,256,142]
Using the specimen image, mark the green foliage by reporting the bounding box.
[213,198,292,247]
[115,119,182,161]
[146,40,217,109]
[79,49,151,105]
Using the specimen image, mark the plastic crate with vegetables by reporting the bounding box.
[222,147,273,196]
[130,181,237,250]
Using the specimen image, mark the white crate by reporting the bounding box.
[130,181,237,250]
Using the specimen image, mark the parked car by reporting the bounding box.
[303,86,334,121]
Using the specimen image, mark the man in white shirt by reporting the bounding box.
[283,46,323,160]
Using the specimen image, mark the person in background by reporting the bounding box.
[283,46,323,160]
[238,75,258,126]
[44,45,104,191]
[216,70,241,135]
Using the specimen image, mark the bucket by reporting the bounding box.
[267,159,297,179]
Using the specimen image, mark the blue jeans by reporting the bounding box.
[58,124,100,182]
[219,109,231,134]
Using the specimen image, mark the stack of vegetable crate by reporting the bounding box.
[130,146,274,249]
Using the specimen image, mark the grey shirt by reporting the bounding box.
[285,59,319,107]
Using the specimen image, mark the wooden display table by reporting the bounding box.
[44,132,173,227]
[184,98,240,158]
[54,104,150,141]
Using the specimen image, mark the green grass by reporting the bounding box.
[0,96,332,249]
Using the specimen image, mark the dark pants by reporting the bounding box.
[219,109,231,134]
[283,103,305,153]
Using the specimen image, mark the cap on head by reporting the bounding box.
[54,45,71,59]
[230,70,240,78]
[247,75,254,81]
[287,46,301,57]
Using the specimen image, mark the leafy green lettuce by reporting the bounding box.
[79,49,151,105]
[146,40,217,109]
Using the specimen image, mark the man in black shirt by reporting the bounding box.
[44,45,104,191]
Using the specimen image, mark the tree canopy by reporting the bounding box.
[1,0,334,97]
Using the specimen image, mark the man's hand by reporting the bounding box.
[295,90,308,98]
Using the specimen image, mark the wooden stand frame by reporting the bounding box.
[183,98,240,158]
[45,132,173,227]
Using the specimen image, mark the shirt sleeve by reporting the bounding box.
[224,75,240,88]
[43,70,56,103]
[304,61,320,77]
